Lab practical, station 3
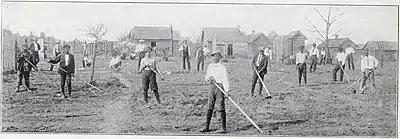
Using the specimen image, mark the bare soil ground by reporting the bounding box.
[1,55,397,137]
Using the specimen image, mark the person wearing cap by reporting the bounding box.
[179,40,191,71]
[296,45,308,86]
[48,45,75,99]
[15,44,35,92]
[136,39,147,73]
[345,44,356,70]
[359,50,379,93]
[332,47,346,82]
[250,46,269,96]
[139,50,164,105]
[200,51,230,133]
[196,44,205,71]
[50,40,62,71]
[30,38,41,66]
[309,43,319,73]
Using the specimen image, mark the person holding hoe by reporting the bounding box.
[359,49,379,94]
[332,47,347,82]
[250,46,269,97]
[296,45,308,87]
[48,45,75,99]
[200,51,230,134]
[139,50,164,106]
[15,44,35,92]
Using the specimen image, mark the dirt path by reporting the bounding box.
[101,71,133,133]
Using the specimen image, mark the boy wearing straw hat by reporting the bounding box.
[250,46,268,97]
[296,45,308,86]
[48,45,75,99]
[200,51,230,133]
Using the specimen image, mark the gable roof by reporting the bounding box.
[286,31,308,40]
[317,38,357,49]
[362,41,398,51]
[268,30,279,37]
[247,33,263,43]
[132,26,172,40]
[202,27,248,43]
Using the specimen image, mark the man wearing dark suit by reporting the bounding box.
[29,38,41,66]
[15,44,35,92]
[49,45,75,99]
[250,46,269,96]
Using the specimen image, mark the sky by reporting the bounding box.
[2,2,398,44]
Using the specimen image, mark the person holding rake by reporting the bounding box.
[200,51,230,134]
[48,45,75,99]
[250,46,268,97]
[359,49,379,94]
[296,45,308,87]
[139,50,164,106]
[332,47,347,82]
[15,44,35,92]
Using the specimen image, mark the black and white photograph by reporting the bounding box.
[1,0,399,138]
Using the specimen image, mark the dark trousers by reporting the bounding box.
[18,71,30,88]
[142,70,160,103]
[333,63,345,82]
[319,55,326,65]
[361,69,375,89]
[33,51,40,66]
[137,52,145,71]
[50,52,61,71]
[197,56,205,71]
[310,55,318,72]
[298,63,307,85]
[347,54,355,70]
[182,56,191,70]
[204,83,226,130]
[251,69,266,95]
[60,73,72,96]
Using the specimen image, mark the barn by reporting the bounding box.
[201,27,249,58]
[317,36,358,59]
[268,30,307,63]
[360,41,398,61]
[131,26,180,56]
[247,30,272,58]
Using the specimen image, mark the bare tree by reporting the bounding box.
[85,23,107,84]
[305,7,344,63]
[118,30,130,42]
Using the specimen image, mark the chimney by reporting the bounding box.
[335,34,339,39]
[252,30,256,34]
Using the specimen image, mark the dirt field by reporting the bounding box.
[1,54,397,137]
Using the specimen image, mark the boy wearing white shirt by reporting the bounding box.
[333,47,346,82]
[309,43,319,73]
[345,44,356,70]
[359,50,379,93]
[296,46,308,86]
[319,48,326,65]
[179,40,191,71]
[200,51,229,134]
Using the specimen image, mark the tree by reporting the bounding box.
[85,23,107,84]
[305,7,344,64]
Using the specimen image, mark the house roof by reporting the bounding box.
[202,27,248,43]
[317,38,357,49]
[286,31,308,40]
[362,41,398,51]
[132,26,174,40]
[267,30,279,37]
[247,33,263,43]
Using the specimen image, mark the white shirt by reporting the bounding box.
[205,62,230,92]
[135,44,146,52]
[264,48,272,56]
[203,47,210,55]
[65,54,70,66]
[109,56,122,68]
[345,47,355,55]
[296,52,307,64]
[336,52,347,66]
[33,42,40,51]
[360,55,379,72]
[321,50,326,56]
[309,47,319,57]
[84,56,92,63]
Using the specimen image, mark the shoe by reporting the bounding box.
[215,129,227,134]
[199,127,211,133]
[27,88,33,92]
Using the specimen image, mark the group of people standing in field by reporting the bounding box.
[13,37,379,134]
[295,43,378,93]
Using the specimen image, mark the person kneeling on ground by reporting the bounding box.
[200,51,230,134]
[109,53,122,69]
[82,54,92,67]
[15,44,35,92]
[139,50,164,106]
[48,45,75,99]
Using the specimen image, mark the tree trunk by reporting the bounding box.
[90,44,97,84]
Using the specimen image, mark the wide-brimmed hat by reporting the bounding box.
[258,46,265,51]
[211,51,222,57]
[312,43,316,46]
[138,39,145,42]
